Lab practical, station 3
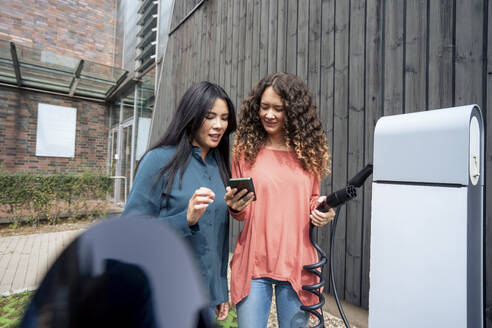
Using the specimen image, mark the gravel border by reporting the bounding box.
[265,289,354,328]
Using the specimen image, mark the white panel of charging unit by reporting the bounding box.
[373,105,480,185]
[369,183,468,327]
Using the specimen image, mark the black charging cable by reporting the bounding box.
[301,224,328,327]
[302,164,373,327]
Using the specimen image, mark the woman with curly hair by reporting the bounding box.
[225,72,335,327]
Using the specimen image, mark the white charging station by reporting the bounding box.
[369,105,483,327]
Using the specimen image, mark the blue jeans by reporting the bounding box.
[236,278,309,328]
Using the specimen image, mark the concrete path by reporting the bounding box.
[0,229,83,296]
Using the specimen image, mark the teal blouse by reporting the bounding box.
[122,146,229,306]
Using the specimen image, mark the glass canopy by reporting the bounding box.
[0,39,128,101]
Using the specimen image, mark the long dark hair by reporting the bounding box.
[142,81,237,207]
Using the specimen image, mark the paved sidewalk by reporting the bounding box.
[0,229,83,296]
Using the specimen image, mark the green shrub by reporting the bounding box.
[0,172,112,227]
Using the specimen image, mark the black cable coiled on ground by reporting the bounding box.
[301,164,373,327]
[302,208,349,328]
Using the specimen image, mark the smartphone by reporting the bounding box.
[227,177,256,201]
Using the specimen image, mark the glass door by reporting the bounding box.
[120,121,133,203]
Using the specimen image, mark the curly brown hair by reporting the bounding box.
[233,72,331,177]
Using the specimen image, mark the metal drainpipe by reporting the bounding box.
[130,85,138,192]
[106,105,113,177]
[114,100,124,204]
[110,176,127,204]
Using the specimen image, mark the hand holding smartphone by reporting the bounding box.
[227,177,256,201]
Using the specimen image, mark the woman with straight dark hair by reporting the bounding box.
[123,81,237,324]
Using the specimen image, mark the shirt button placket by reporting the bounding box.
[203,167,213,226]
[204,166,212,182]
[202,166,208,182]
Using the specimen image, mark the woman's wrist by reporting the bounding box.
[228,206,241,213]
[187,214,198,226]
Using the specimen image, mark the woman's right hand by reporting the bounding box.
[187,187,215,226]
[224,186,254,212]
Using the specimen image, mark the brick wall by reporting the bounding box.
[0,87,109,173]
[0,0,116,66]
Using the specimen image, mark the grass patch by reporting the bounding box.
[0,291,237,327]
[0,291,33,328]
[214,307,238,327]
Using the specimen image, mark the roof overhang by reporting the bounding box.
[0,39,128,102]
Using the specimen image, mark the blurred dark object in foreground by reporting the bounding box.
[20,217,210,328]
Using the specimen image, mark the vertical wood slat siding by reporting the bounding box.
[237,0,247,105]
[455,0,483,107]
[286,0,298,75]
[332,0,350,299]
[219,0,227,87]
[231,0,239,111]
[213,0,221,85]
[193,10,201,83]
[188,11,195,82]
[259,0,269,78]
[346,0,366,306]
[251,0,261,86]
[184,14,192,100]
[384,0,404,115]
[199,2,209,81]
[307,0,325,291]
[234,1,248,251]
[362,0,383,310]
[177,0,186,98]
[169,14,178,125]
[318,0,336,294]
[308,0,321,103]
[308,5,322,277]
[404,0,427,113]
[211,0,219,84]
[150,0,491,315]
[243,0,253,97]
[229,0,239,252]
[297,0,309,81]
[428,0,454,110]
[276,0,287,73]
[268,0,278,75]
[225,1,233,101]
[176,14,185,106]
[151,15,174,143]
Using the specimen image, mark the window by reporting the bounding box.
[35,103,77,158]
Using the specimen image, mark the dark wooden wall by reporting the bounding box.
[151,0,492,320]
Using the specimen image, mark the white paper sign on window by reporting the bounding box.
[35,103,77,158]
[136,117,151,161]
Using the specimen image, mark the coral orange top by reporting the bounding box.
[229,147,321,306]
